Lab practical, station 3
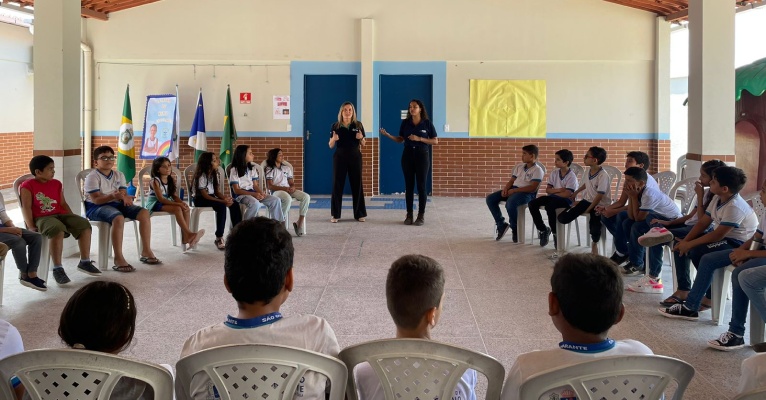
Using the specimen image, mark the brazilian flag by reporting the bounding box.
[220,86,237,168]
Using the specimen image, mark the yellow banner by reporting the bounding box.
[469,80,546,137]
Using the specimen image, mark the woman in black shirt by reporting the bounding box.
[328,102,367,222]
[379,99,438,225]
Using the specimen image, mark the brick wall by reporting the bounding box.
[0,132,34,189]
[3,135,670,198]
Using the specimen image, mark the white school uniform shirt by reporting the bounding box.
[180,314,340,400]
[705,193,759,243]
[547,168,578,201]
[0,319,23,360]
[265,164,293,188]
[228,165,259,192]
[196,173,217,196]
[83,169,127,203]
[646,173,659,192]
[501,339,653,400]
[511,163,544,189]
[638,185,682,220]
[739,353,766,394]
[148,177,170,198]
[0,192,11,225]
[582,168,611,206]
[686,188,711,226]
[354,362,477,400]
[757,212,766,236]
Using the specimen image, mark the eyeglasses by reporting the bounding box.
[98,156,117,161]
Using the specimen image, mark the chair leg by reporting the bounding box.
[170,216,177,246]
[39,238,51,284]
[133,220,141,256]
[555,209,566,253]
[0,258,5,306]
[751,306,765,345]
[574,219,581,246]
[710,267,733,326]
[98,223,110,271]
[516,205,527,245]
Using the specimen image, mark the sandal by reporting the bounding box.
[357,217,366,222]
[139,256,162,265]
[659,295,685,307]
[189,230,205,249]
[215,237,226,250]
[112,265,136,273]
[293,222,302,237]
[330,218,338,223]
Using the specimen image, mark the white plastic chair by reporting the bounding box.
[652,170,677,195]
[176,344,347,400]
[0,255,5,306]
[338,338,505,400]
[0,348,174,400]
[710,194,766,326]
[734,388,766,400]
[185,164,227,232]
[13,174,53,281]
[262,160,307,235]
[75,169,141,272]
[676,154,688,181]
[517,355,694,400]
[137,165,179,248]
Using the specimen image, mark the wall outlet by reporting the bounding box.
[286,124,292,131]
[444,124,450,132]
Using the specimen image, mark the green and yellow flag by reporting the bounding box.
[220,86,237,167]
[117,85,136,182]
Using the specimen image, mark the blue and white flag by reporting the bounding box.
[188,89,207,162]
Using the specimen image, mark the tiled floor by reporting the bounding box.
[0,196,755,399]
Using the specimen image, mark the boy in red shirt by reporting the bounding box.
[19,155,98,285]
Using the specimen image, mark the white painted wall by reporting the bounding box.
[57,0,657,135]
[0,22,33,133]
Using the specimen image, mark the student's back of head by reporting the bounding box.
[386,254,445,329]
[225,217,294,305]
[551,253,623,334]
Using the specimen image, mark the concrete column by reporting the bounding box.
[360,18,375,192]
[655,17,671,171]
[686,0,736,169]
[33,0,82,254]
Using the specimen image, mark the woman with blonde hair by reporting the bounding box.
[328,102,367,223]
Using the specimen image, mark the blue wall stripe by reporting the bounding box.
[436,132,670,140]
[91,130,296,138]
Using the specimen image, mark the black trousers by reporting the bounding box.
[331,148,367,220]
[557,200,602,243]
[401,146,430,215]
[194,196,242,238]
[528,195,571,234]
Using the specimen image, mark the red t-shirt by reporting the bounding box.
[19,178,64,218]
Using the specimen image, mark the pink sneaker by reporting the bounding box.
[627,275,664,294]
[638,227,674,248]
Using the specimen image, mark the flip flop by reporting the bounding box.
[293,222,302,237]
[659,295,685,307]
[112,265,136,273]
[139,256,162,265]
[189,229,205,249]
[330,218,338,223]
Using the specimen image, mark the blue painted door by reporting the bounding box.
[379,75,433,194]
[304,75,357,194]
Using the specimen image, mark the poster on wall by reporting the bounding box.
[140,94,178,159]
[273,95,290,120]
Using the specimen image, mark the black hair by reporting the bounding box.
[522,144,539,158]
[58,281,136,354]
[588,146,607,165]
[386,255,445,330]
[93,145,115,160]
[555,149,574,167]
[193,152,218,197]
[225,217,294,305]
[150,156,176,197]
[700,160,726,209]
[266,148,282,170]
[713,166,747,195]
[623,166,648,183]
[231,145,253,178]
[626,151,651,171]
[406,99,430,122]
[551,253,623,335]
[29,155,54,176]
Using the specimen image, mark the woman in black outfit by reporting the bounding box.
[379,99,438,226]
[329,102,367,223]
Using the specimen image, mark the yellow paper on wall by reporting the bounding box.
[469,79,546,137]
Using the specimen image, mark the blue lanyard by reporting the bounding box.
[225,312,283,329]
[559,338,616,353]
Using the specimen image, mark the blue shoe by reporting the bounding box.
[19,276,47,291]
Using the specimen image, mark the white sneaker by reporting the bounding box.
[627,275,664,294]
[638,227,674,248]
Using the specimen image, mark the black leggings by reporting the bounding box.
[528,195,571,234]
[401,147,430,215]
[194,196,242,238]
[331,148,367,220]
[557,200,602,243]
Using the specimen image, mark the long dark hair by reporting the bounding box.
[231,145,252,178]
[150,156,176,197]
[266,148,281,170]
[193,152,218,197]
[406,99,429,122]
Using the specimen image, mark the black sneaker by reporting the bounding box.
[404,214,413,225]
[707,332,745,351]
[52,268,71,285]
[754,342,766,353]
[77,260,102,276]
[609,252,630,266]
[621,262,643,276]
[511,229,518,243]
[539,227,551,247]
[19,276,47,291]
[495,223,510,241]
[414,214,425,226]
[658,303,699,321]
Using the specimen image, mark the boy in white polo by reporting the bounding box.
[528,149,578,250]
[486,144,544,243]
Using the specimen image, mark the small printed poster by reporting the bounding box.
[140,94,177,159]
[273,95,290,120]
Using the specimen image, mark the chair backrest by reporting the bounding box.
[13,174,33,205]
[750,193,766,221]
[184,164,226,204]
[652,171,677,195]
[338,338,505,400]
[176,344,347,400]
[668,176,699,215]
[677,154,687,180]
[601,165,621,202]
[0,349,174,400]
[569,163,585,183]
[137,165,184,208]
[733,387,766,400]
[518,355,694,400]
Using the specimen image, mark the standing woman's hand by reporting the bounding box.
[379,128,389,137]
[409,134,420,142]
[355,132,364,140]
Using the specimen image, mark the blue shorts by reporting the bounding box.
[86,202,145,224]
